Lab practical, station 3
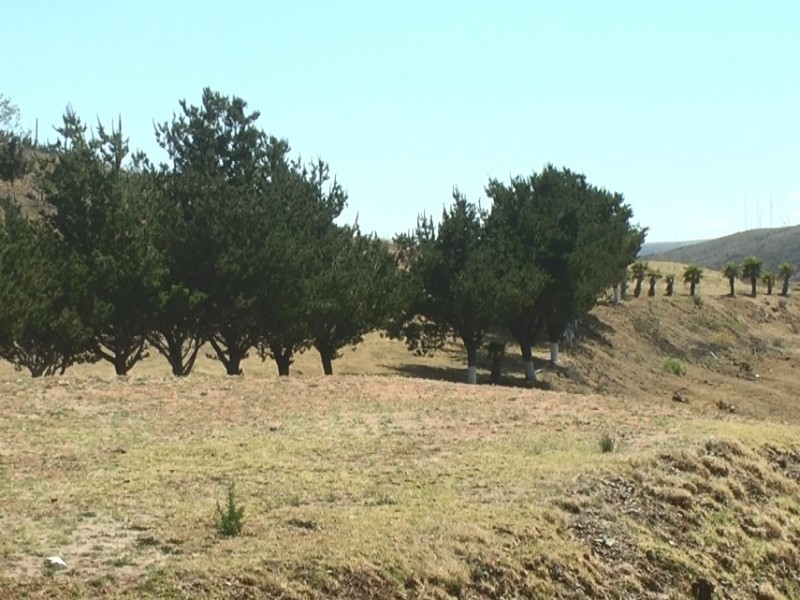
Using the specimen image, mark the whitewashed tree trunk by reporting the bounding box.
[466,366,477,384]
[523,360,536,382]
[550,342,559,366]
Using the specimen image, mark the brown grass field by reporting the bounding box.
[2,262,800,599]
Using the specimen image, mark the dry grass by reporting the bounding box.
[1,266,800,598]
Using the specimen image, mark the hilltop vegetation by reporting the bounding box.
[0,89,644,384]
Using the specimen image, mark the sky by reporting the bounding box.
[3,1,799,242]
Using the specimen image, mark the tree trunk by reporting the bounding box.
[690,282,696,296]
[320,349,334,376]
[782,276,790,296]
[151,330,202,377]
[612,285,620,304]
[634,280,642,298]
[666,281,674,296]
[465,343,478,385]
[648,280,656,297]
[728,278,735,297]
[767,281,773,295]
[490,354,502,384]
[520,341,536,382]
[114,355,129,376]
[751,278,757,297]
[273,348,292,376]
[208,332,248,376]
[550,342,559,366]
[225,347,244,376]
[620,280,628,300]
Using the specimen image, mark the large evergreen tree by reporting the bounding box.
[0,199,94,376]
[486,166,641,375]
[43,111,163,375]
[155,89,286,376]
[257,157,347,377]
[392,192,503,384]
[306,224,400,375]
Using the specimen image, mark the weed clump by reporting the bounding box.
[215,481,245,536]
[662,357,686,376]
[599,433,616,453]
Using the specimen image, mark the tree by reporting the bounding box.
[646,267,662,297]
[155,89,285,376]
[0,131,30,198]
[257,156,348,377]
[761,272,775,296]
[630,261,648,298]
[43,110,163,375]
[308,225,399,375]
[0,198,94,376]
[778,262,795,296]
[722,262,740,297]
[683,265,703,296]
[664,274,675,297]
[393,192,504,384]
[0,95,20,131]
[143,166,208,376]
[741,256,763,297]
[486,165,641,375]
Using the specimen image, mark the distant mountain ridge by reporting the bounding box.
[639,240,705,257]
[648,225,800,273]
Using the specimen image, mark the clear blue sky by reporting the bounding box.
[4,1,799,242]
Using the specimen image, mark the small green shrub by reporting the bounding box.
[662,357,686,376]
[215,481,245,536]
[599,433,616,453]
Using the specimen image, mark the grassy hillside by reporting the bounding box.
[2,262,800,598]
[639,239,705,257]
[651,226,800,273]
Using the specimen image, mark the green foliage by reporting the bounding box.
[485,165,642,365]
[0,91,647,383]
[0,199,94,376]
[631,261,648,298]
[309,225,400,375]
[777,262,795,296]
[761,272,775,295]
[599,433,616,453]
[741,256,763,297]
[215,481,245,537]
[683,265,703,296]
[662,357,686,376]
[155,89,289,376]
[392,191,502,381]
[664,274,676,296]
[0,95,20,130]
[722,262,740,297]
[646,266,662,297]
[0,131,30,195]
[43,110,164,375]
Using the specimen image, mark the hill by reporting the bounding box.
[651,226,800,273]
[2,262,800,598]
[639,239,705,256]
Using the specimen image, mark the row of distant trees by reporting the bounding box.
[0,90,644,382]
[720,258,795,297]
[624,258,795,299]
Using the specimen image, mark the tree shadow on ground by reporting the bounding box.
[571,313,615,353]
[382,343,558,389]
